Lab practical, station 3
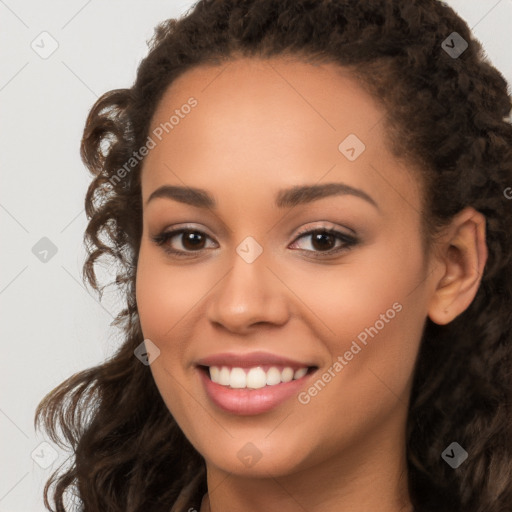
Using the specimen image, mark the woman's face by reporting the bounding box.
[136,57,440,477]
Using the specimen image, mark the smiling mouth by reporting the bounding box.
[198,364,318,390]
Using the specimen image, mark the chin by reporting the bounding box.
[197,436,313,477]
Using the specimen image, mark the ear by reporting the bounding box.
[427,207,488,325]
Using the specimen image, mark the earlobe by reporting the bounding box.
[427,207,488,325]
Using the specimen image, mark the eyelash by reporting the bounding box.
[152,224,359,260]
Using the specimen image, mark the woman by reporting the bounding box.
[35,0,512,511]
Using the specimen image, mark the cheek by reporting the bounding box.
[136,243,205,341]
[289,238,424,340]
[135,245,195,420]
[299,237,427,391]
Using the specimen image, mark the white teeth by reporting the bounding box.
[266,367,281,386]
[208,365,310,389]
[246,367,267,389]
[294,367,308,379]
[209,366,220,382]
[281,367,294,382]
[229,368,246,389]
[218,367,231,386]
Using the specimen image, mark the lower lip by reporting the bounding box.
[197,367,315,415]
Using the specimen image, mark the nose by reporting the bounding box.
[206,250,290,334]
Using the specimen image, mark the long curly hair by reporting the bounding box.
[35,0,512,511]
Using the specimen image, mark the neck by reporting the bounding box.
[200,416,413,512]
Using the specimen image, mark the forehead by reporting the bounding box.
[141,57,422,214]
[147,57,383,154]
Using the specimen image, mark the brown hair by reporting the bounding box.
[35,1,512,510]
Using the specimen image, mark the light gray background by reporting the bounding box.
[1,1,511,510]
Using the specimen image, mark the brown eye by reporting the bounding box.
[180,231,207,250]
[152,226,358,259]
[152,228,216,257]
[309,232,337,251]
[289,228,358,257]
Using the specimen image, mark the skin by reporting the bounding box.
[135,57,487,512]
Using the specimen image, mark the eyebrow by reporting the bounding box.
[146,182,379,210]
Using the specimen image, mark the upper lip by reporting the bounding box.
[196,351,316,369]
